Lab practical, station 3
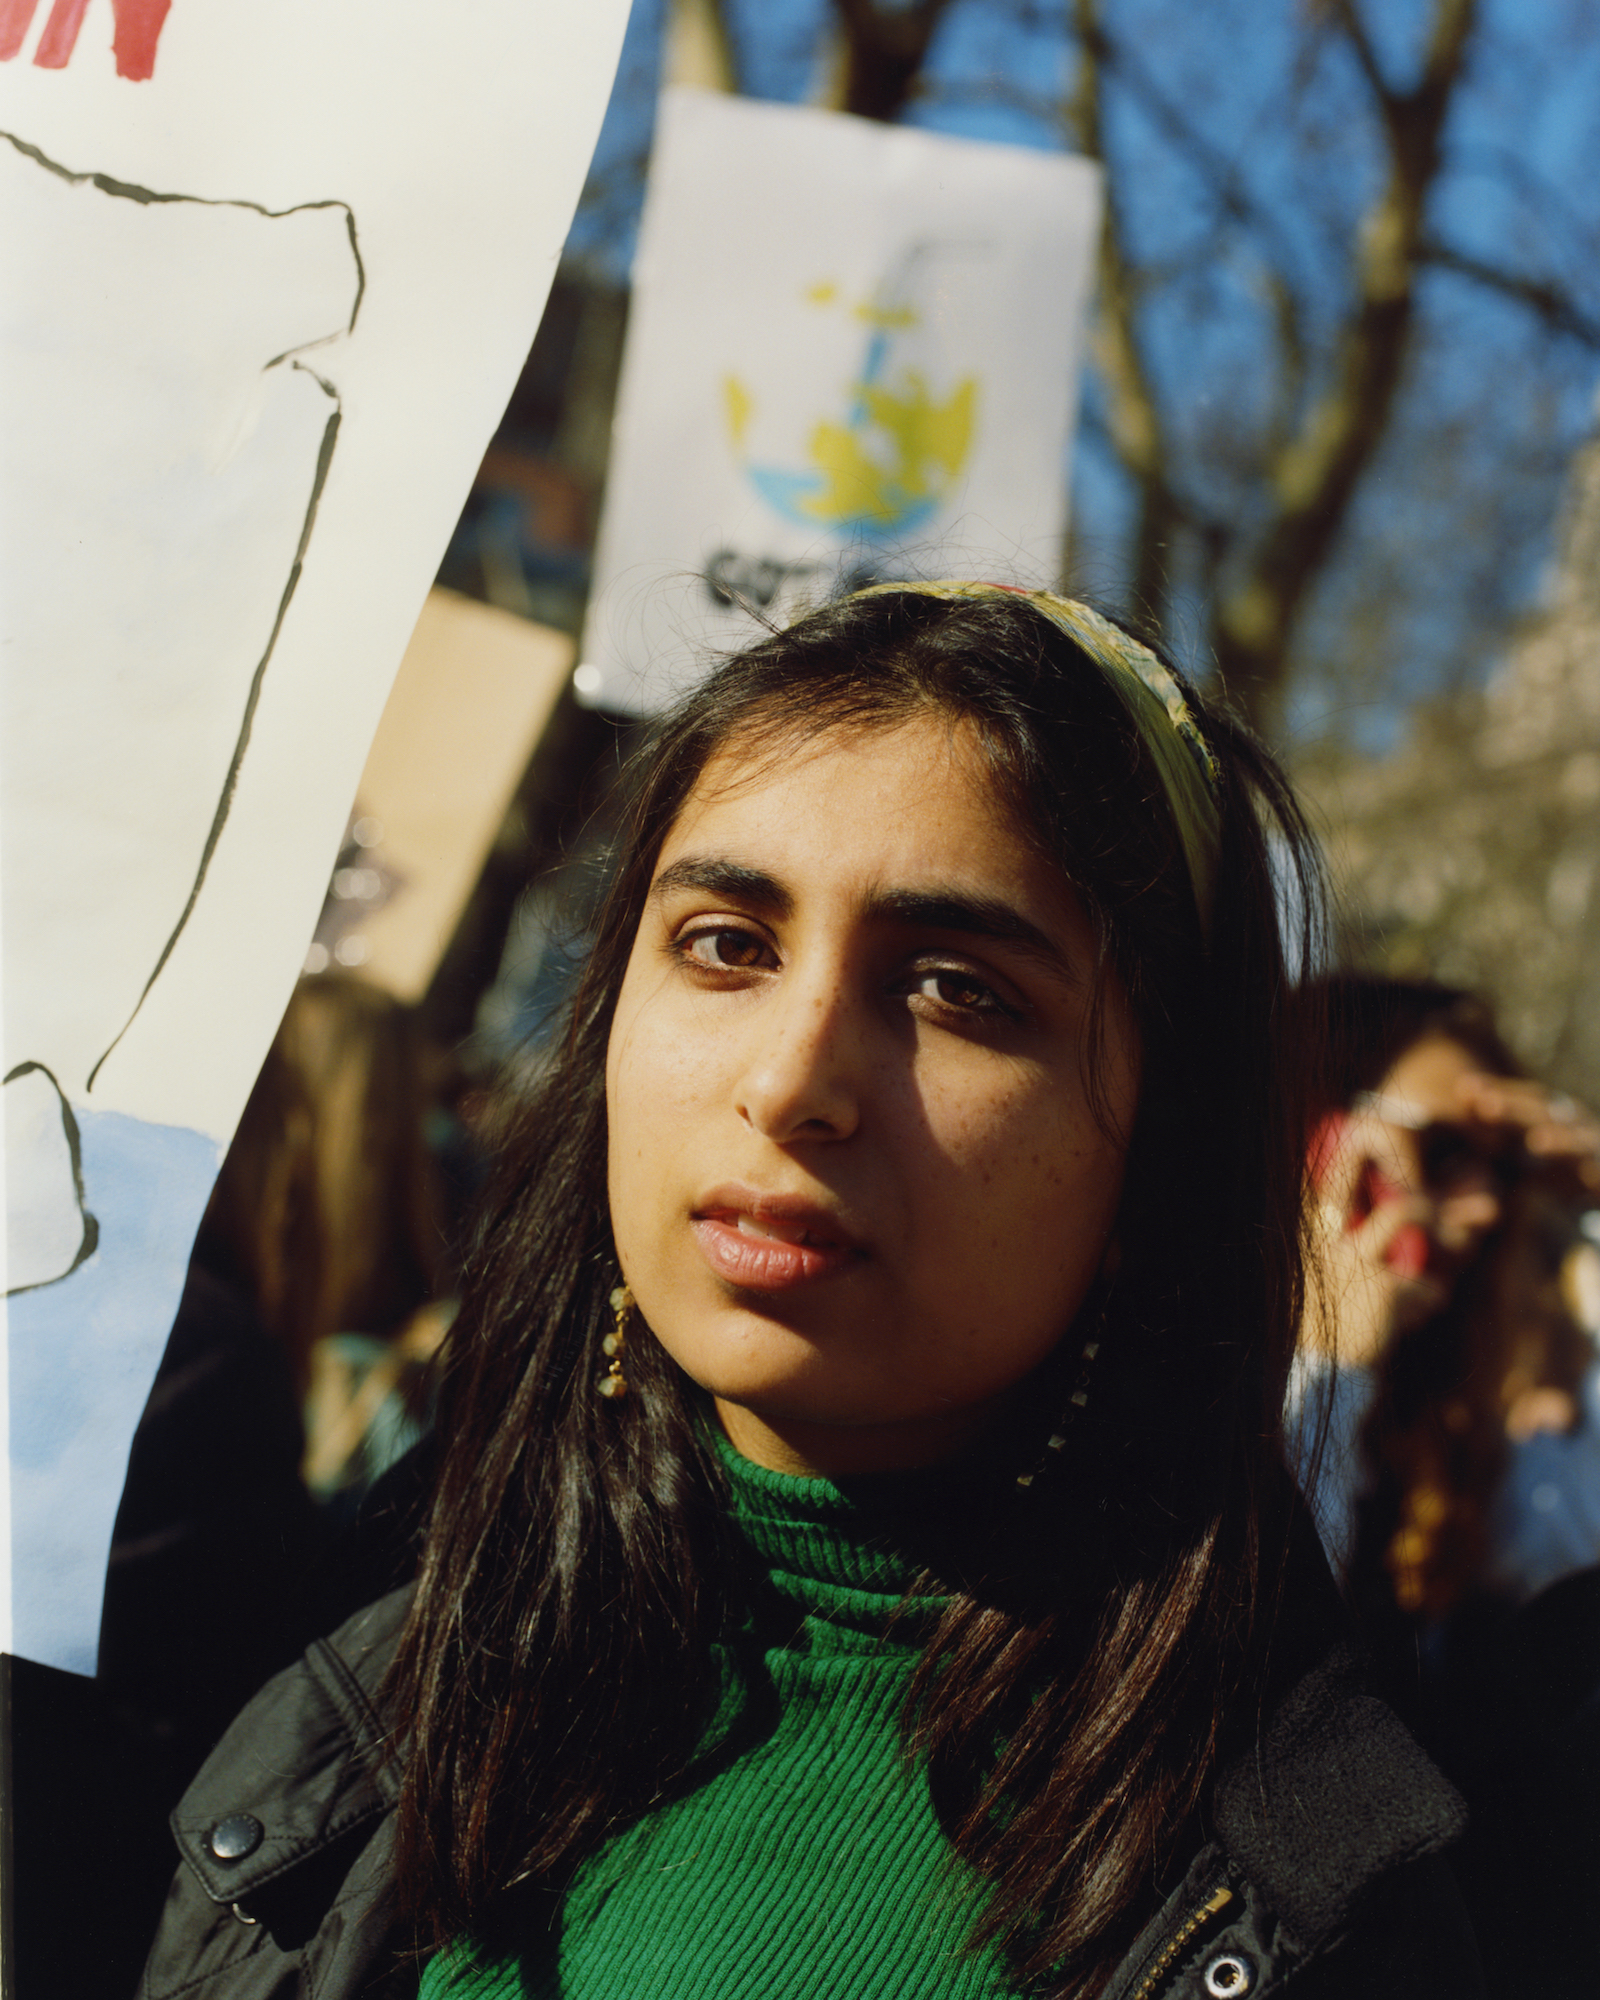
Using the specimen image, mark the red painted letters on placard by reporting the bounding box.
[0,0,42,63]
[109,0,169,79]
[33,0,91,68]
[1,0,171,76]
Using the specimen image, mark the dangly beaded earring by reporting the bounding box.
[1014,1328,1102,1490]
[1015,1240,1119,1491]
[597,1283,633,1399]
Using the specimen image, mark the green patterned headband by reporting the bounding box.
[847,581,1222,934]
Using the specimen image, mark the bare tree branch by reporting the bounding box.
[703,0,742,92]
[830,0,959,122]
[1065,0,1194,628]
[1083,15,1318,305]
[1210,0,1479,731]
[1418,239,1600,348]
[1263,268,1309,456]
[1327,0,1397,119]
[665,0,740,92]
[1072,8,1324,536]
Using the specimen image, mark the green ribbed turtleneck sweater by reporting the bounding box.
[422,1437,1024,2000]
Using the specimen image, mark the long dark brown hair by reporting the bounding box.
[388,590,1324,1994]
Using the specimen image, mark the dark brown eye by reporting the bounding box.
[935,972,991,1009]
[907,968,1010,1016]
[684,928,769,970]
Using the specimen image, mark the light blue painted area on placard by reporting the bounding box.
[8,1106,221,1675]
[746,464,941,542]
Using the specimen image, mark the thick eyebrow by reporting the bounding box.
[650,857,793,918]
[867,887,1076,979]
[651,859,1073,980]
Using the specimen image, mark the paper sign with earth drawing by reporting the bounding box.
[581,88,1102,716]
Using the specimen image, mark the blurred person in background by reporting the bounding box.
[100,974,452,1802]
[277,973,455,1508]
[203,972,449,1423]
[1293,975,1600,1998]
[1291,976,1598,1610]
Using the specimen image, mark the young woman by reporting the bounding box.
[141,586,1482,1999]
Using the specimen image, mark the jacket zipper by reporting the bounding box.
[1126,1884,1237,2000]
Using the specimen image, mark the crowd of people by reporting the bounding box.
[84,585,1600,1997]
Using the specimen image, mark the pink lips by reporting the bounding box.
[691,1190,863,1292]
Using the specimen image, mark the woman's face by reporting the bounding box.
[605,713,1140,1477]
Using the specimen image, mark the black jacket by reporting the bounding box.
[140,1590,1485,2000]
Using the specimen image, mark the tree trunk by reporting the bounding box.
[1211,0,1479,735]
[831,0,957,122]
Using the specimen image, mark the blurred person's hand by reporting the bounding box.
[1305,1105,1447,1369]
[1452,1074,1600,1205]
[1503,1383,1578,1443]
[1349,1038,1585,1288]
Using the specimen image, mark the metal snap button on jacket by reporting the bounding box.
[1203,1953,1256,1997]
[207,1814,264,1862]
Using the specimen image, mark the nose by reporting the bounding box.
[733,966,864,1145]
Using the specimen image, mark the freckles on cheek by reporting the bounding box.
[983,1114,1114,1237]
[614,1017,727,1153]
[659,1035,725,1115]
[925,1069,1058,1169]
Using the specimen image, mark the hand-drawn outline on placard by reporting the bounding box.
[1,1063,98,1293]
[1,130,364,1294]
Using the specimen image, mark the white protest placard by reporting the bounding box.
[0,0,630,1672]
[580,88,1103,715]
